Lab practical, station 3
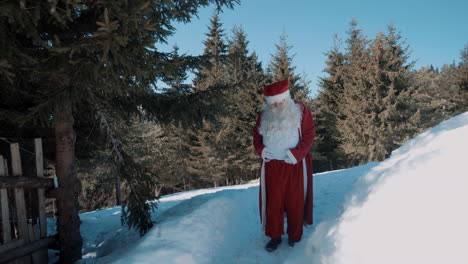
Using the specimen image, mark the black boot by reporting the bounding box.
[265,237,282,252]
[288,239,301,248]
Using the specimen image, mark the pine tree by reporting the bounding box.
[220,25,265,184]
[338,22,417,162]
[186,120,226,187]
[268,32,310,101]
[162,45,193,95]
[226,25,251,81]
[409,45,467,132]
[336,19,372,163]
[314,35,347,170]
[187,24,266,187]
[436,64,465,114]
[455,44,468,112]
[408,67,444,129]
[366,25,417,160]
[0,0,239,261]
[194,10,228,91]
[187,11,229,187]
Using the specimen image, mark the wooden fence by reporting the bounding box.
[0,139,56,264]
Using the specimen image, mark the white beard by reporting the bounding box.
[258,98,302,137]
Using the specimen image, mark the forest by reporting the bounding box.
[1,1,466,262]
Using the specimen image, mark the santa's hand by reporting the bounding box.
[262,148,274,161]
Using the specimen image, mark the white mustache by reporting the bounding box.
[259,99,302,136]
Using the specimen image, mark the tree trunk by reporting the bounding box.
[154,185,163,197]
[329,159,335,171]
[115,174,121,206]
[54,100,83,263]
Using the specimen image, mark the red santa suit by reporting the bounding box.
[253,80,315,241]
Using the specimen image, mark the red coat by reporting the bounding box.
[253,101,315,226]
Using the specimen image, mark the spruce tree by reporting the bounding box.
[436,64,465,115]
[162,45,193,95]
[186,120,226,187]
[366,25,417,160]
[336,19,372,163]
[338,22,417,162]
[221,25,265,183]
[188,11,229,187]
[409,44,467,132]
[194,10,228,91]
[0,0,239,261]
[187,24,266,187]
[314,35,347,170]
[455,44,468,112]
[408,67,444,129]
[268,32,310,101]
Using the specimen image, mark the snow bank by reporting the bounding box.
[294,112,468,264]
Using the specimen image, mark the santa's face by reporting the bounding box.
[267,99,288,116]
[259,97,301,136]
[271,100,285,108]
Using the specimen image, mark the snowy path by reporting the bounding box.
[70,163,377,264]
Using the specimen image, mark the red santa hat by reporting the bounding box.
[263,79,291,104]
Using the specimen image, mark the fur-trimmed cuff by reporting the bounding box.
[286,150,298,164]
[261,148,267,159]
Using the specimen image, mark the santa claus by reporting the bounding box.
[253,79,315,252]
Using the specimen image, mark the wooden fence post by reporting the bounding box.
[34,138,48,263]
[11,143,31,264]
[0,155,12,244]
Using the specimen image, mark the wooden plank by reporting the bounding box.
[0,177,54,189]
[10,144,22,177]
[13,188,28,244]
[27,223,34,243]
[10,144,29,246]
[0,239,25,255]
[11,144,31,264]
[52,199,56,219]
[4,158,9,176]
[34,139,47,238]
[32,223,47,264]
[0,156,10,244]
[36,199,48,263]
[34,138,48,263]
[30,222,44,264]
[29,222,41,264]
[0,156,5,177]
[34,139,43,178]
[37,190,46,239]
[0,236,56,264]
[0,188,9,243]
[0,157,17,264]
[0,156,12,244]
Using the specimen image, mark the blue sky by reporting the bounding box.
[160,0,468,97]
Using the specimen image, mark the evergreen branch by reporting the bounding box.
[94,108,158,236]
[139,81,246,126]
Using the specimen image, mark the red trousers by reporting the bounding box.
[264,160,304,241]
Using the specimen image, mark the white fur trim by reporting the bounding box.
[298,127,307,201]
[264,90,291,104]
[286,150,298,164]
[261,160,266,230]
[303,158,307,200]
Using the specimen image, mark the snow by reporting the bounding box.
[49,112,468,263]
[296,111,468,264]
